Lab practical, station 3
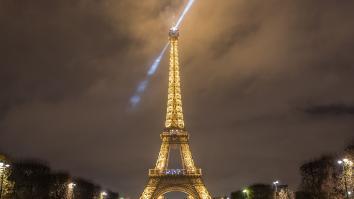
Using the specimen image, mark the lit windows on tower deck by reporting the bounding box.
[149,169,202,177]
[163,128,187,135]
[161,129,189,144]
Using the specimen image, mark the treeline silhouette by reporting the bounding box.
[0,154,119,199]
[230,142,353,199]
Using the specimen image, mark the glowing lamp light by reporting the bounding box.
[101,191,108,196]
[68,182,76,189]
[242,189,249,193]
[338,158,353,165]
[0,162,9,169]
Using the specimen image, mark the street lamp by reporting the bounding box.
[242,189,249,199]
[338,158,353,199]
[68,182,76,199]
[101,191,108,198]
[0,162,10,199]
[273,180,280,199]
[68,182,76,189]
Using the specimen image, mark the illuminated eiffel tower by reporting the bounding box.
[140,28,211,199]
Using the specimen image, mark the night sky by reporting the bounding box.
[1,0,354,197]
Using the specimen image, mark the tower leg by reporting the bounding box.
[140,177,211,199]
[155,142,170,170]
[180,144,196,171]
[192,178,211,199]
[140,178,160,199]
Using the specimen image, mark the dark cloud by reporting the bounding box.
[212,23,260,58]
[305,104,354,116]
[1,0,354,197]
[0,0,133,117]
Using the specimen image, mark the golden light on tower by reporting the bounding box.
[165,27,185,130]
[139,28,211,199]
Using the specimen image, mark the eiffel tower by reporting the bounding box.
[139,28,211,199]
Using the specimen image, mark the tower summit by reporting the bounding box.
[165,27,185,130]
[140,29,211,199]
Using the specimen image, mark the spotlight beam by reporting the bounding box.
[130,43,169,107]
[130,0,196,107]
[147,43,169,76]
[174,0,195,29]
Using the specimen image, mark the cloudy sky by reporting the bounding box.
[1,0,354,197]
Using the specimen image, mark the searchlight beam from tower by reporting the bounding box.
[174,0,195,29]
[129,0,196,108]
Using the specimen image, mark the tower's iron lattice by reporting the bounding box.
[139,28,211,199]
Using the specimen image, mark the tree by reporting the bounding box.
[340,142,354,197]
[106,190,119,199]
[248,184,273,199]
[231,184,273,199]
[299,155,341,199]
[278,188,294,199]
[9,160,52,199]
[344,142,354,159]
[0,154,120,199]
[0,154,14,199]
[295,191,312,199]
[74,178,100,199]
[48,172,70,199]
[231,190,244,199]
